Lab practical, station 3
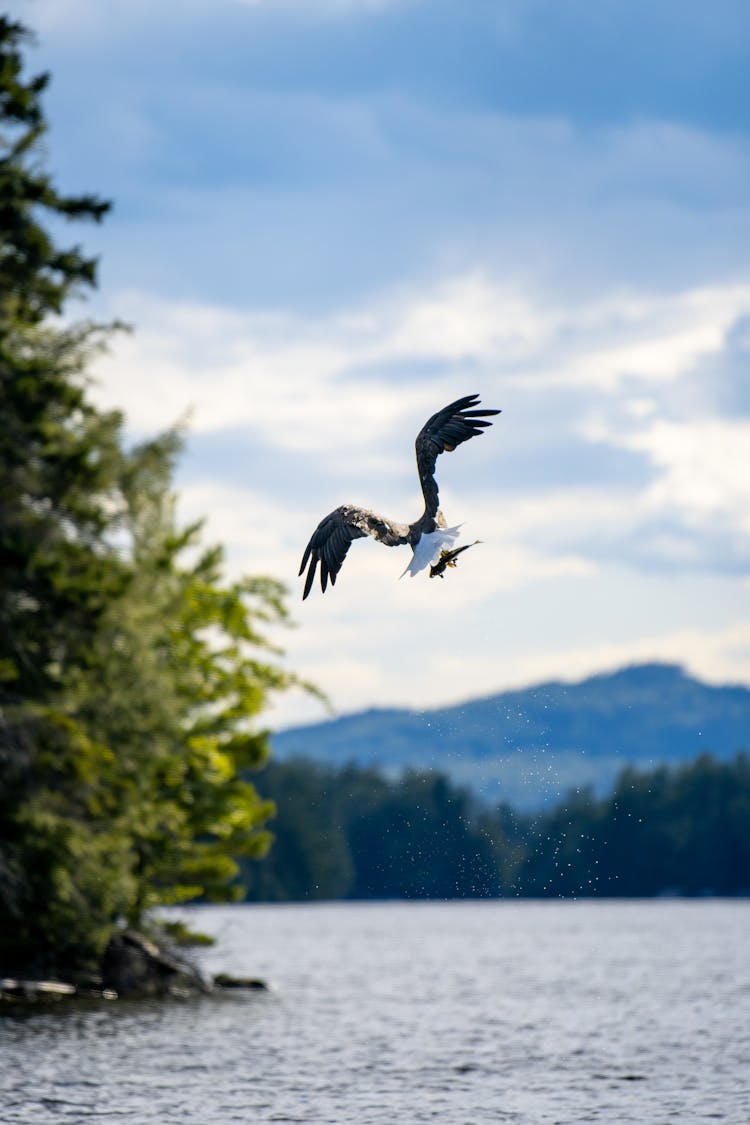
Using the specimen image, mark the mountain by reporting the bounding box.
[271,663,750,807]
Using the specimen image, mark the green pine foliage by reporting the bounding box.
[0,17,307,976]
[242,753,750,901]
[0,18,109,327]
[242,760,503,900]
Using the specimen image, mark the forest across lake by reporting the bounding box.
[241,751,750,902]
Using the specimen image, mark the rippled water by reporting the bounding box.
[2,900,749,1123]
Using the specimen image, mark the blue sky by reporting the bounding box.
[14,0,750,726]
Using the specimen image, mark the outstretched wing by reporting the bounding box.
[415,393,501,522]
[299,504,408,599]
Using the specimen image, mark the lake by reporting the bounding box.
[2,900,748,1123]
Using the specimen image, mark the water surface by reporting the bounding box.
[2,900,748,1123]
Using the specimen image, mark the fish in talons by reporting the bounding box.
[429,540,482,579]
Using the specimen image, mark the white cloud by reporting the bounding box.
[91,276,750,585]
[430,619,750,710]
[116,267,750,727]
[621,419,750,533]
[93,275,750,436]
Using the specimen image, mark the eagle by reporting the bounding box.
[299,393,500,599]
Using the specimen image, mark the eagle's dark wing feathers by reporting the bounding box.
[415,393,500,522]
[299,504,409,600]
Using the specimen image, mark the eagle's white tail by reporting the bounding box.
[400,525,463,578]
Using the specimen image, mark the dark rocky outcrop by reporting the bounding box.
[1,928,267,1006]
[101,930,212,998]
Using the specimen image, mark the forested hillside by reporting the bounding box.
[243,753,750,900]
[273,663,750,805]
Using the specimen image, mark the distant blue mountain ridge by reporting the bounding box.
[271,663,750,808]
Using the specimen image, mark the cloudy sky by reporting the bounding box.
[15,0,750,727]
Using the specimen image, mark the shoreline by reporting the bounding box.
[1,929,267,1008]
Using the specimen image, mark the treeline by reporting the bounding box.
[241,752,750,900]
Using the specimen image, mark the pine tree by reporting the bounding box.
[0,18,306,976]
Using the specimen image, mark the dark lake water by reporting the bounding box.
[2,900,749,1123]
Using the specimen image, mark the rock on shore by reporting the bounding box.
[101,930,212,998]
[1,928,268,1005]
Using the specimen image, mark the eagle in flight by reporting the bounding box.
[299,393,500,599]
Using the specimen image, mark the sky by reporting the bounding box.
[13,0,750,728]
